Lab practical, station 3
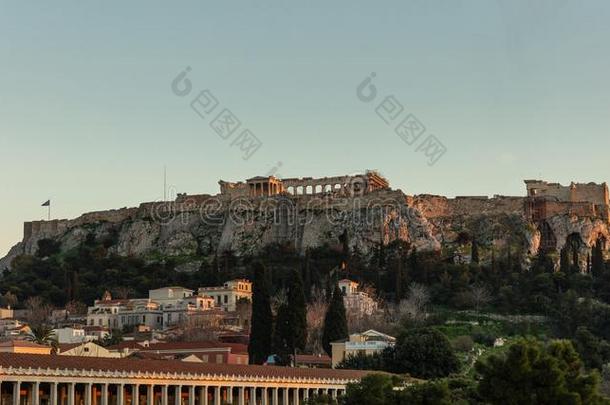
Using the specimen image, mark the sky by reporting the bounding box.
[1,0,610,257]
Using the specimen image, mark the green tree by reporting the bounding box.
[344,374,395,405]
[26,325,58,350]
[386,328,460,379]
[322,283,348,356]
[336,351,386,371]
[288,268,308,351]
[592,239,605,278]
[476,339,608,405]
[249,261,273,364]
[471,239,479,264]
[100,329,124,347]
[396,380,452,404]
[573,327,610,370]
[303,394,337,405]
[273,268,308,363]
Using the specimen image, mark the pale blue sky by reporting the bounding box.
[2,0,610,256]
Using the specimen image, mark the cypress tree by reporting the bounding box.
[322,283,348,356]
[560,247,571,274]
[592,239,605,277]
[248,261,273,364]
[273,269,308,364]
[288,268,308,351]
[273,302,292,364]
[471,239,480,264]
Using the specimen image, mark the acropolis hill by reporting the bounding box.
[1,171,609,272]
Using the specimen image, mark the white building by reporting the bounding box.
[87,288,216,331]
[198,279,252,312]
[163,295,215,327]
[52,327,89,344]
[338,279,378,316]
[149,287,195,308]
[330,329,396,367]
[86,291,127,329]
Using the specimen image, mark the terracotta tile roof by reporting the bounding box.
[106,341,145,350]
[109,340,249,355]
[0,353,374,381]
[296,354,332,365]
[0,340,48,348]
[144,341,248,354]
[57,343,84,352]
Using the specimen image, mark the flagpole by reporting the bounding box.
[164,165,167,202]
[48,201,50,220]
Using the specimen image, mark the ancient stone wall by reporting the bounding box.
[525,180,609,206]
[407,195,525,219]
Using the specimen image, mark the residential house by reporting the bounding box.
[330,329,396,368]
[198,279,252,312]
[57,341,121,358]
[338,279,378,316]
[0,340,52,355]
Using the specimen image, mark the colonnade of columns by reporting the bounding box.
[249,181,283,197]
[0,381,344,405]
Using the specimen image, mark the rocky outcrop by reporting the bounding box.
[2,189,608,272]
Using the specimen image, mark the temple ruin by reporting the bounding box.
[218,170,390,199]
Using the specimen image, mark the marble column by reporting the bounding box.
[161,386,168,405]
[188,386,195,405]
[32,382,40,405]
[133,384,139,405]
[271,388,278,405]
[282,388,289,405]
[250,388,257,405]
[146,385,154,405]
[199,387,208,405]
[237,387,245,405]
[50,382,58,405]
[84,383,92,405]
[260,388,268,405]
[175,385,182,405]
[12,381,21,405]
[67,383,75,405]
[213,387,220,405]
[226,387,233,404]
[117,384,124,405]
[293,388,299,405]
[101,384,108,405]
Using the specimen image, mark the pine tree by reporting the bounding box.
[248,261,273,364]
[322,283,348,356]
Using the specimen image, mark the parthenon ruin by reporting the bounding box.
[218,170,390,199]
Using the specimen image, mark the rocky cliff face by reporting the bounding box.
[1,189,608,272]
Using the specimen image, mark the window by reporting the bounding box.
[224,295,228,304]
[216,354,223,363]
[202,355,209,363]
